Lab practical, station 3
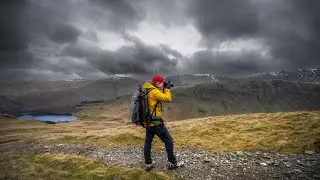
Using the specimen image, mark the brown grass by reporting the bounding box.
[1,111,319,153]
[171,111,320,152]
[0,153,176,180]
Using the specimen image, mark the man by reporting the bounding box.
[143,74,184,171]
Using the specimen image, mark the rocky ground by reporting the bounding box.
[1,141,319,180]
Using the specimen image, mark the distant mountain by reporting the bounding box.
[0,77,142,115]
[2,73,320,117]
[95,79,320,121]
[73,77,142,101]
[167,79,320,120]
[252,68,320,83]
[0,95,21,113]
[166,74,234,86]
[0,80,91,97]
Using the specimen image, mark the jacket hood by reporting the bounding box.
[143,82,156,89]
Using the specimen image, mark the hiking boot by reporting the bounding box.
[144,161,155,171]
[168,161,184,170]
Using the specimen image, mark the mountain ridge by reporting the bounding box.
[1,70,320,117]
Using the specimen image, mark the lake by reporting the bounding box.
[17,114,77,123]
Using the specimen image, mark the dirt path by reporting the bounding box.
[1,141,319,180]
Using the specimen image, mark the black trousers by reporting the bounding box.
[144,124,177,164]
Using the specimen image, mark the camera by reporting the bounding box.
[164,80,174,89]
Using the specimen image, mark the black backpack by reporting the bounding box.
[130,85,158,127]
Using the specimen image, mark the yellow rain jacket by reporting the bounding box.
[143,82,172,126]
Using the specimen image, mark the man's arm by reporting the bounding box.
[152,89,171,102]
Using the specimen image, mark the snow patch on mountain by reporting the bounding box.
[253,68,319,82]
[193,74,218,81]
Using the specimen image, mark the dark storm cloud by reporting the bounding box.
[1,0,320,81]
[62,34,179,75]
[159,44,183,59]
[184,50,273,76]
[121,33,179,65]
[0,0,79,80]
[0,0,146,80]
[135,0,188,27]
[187,0,259,46]
[0,1,38,80]
[0,1,28,52]
[184,0,320,73]
[262,0,320,70]
[90,0,143,31]
[0,52,35,70]
[47,24,81,44]
[177,0,267,74]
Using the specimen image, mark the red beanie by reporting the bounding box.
[152,75,165,84]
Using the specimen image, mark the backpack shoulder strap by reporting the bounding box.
[145,88,159,117]
[150,101,159,116]
[145,87,154,94]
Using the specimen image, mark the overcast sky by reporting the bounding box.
[1,0,319,81]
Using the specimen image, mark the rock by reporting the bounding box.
[194,154,201,158]
[266,160,275,165]
[4,142,320,180]
[262,154,272,159]
[304,150,314,155]
[244,152,253,156]
[0,113,16,119]
[314,174,320,179]
[226,156,232,160]
[283,171,291,176]
[284,162,291,167]
[230,153,237,158]
[56,144,65,147]
[293,169,302,173]
[243,168,247,171]
[236,151,244,156]
[260,162,268,166]
[210,163,218,167]
[297,160,305,166]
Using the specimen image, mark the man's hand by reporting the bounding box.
[163,81,173,89]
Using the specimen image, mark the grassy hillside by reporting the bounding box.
[0,153,174,180]
[1,111,319,153]
[1,110,319,180]
[85,80,320,121]
[2,79,319,117]
[0,77,142,114]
